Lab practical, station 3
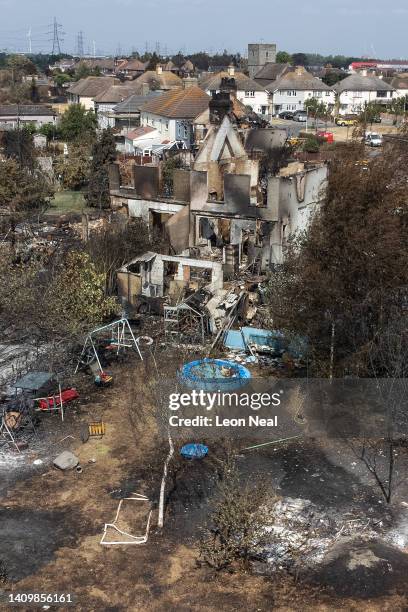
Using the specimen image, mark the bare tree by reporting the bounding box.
[199,453,275,570]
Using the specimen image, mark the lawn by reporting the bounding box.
[45,190,92,216]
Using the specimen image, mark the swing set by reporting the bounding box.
[75,318,143,374]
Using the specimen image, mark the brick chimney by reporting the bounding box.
[183,77,198,89]
[227,64,235,77]
[209,78,236,125]
[156,64,163,75]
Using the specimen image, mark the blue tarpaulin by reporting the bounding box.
[181,443,209,459]
[224,327,307,358]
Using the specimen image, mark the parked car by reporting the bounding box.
[293,110,307,122]
[365,132,383,147]
[278,111,295,120]
[335,116,358,127]
[372,115,382,123]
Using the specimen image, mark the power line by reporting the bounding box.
[49,17,64,55]
[76,30,84,58]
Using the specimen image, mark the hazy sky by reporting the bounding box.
[0,0,407,58]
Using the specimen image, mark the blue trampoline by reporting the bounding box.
[181,443,209,459]
[179,358,251,391]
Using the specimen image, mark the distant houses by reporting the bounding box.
[199,65,270,118]
[139,86,210,148]
[0,105,57,129]
[267,66,335,115]
[334,73,396,115]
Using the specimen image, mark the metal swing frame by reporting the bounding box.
[75,318,143,374]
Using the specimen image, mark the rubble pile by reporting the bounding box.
[259,497,384,572]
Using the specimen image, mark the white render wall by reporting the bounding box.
[236,90,269,115]
[140,111,176,141]
[272,89,335,114]
[204,88,269,116]
[96,102,116,129]
[338,90,394,115]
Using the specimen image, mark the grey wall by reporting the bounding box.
[173,169,191,202]
[224,174,251,210]
[133,165,160,199]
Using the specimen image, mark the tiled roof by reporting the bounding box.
[82,59,116,71]
[93,83,142,103]
[270,67,333,92]
[389,75,408,89]
[0,104,56,116]
[139,86,209,118]
[125,126,157,140]
[199,70,265,92]
[334,74,395,93]
[135,70,183,90]
[253,62,292,83]
[67,76,118,97]
[112,91,162,113]
[120,59,147,72]
[181,60,194,72]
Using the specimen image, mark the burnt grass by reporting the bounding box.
[165,439,393,540]
[0,506,95,582]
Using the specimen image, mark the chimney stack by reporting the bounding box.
[228,64,235,77]
[141,82,150,95]
[209,81,235,125]
[156,64,163,75]
[183,76,198,89]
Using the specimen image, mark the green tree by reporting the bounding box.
[39,123,63,141]
[85,128,117,208]
[304,98,330,129]
[276,51,292,64]
[358,101,383,132]
[59,104,97,141]
[54,141,91,189]
[303,135,320,153]
[291,53,308,66]
[6,54,36,83]
[46,251,119,336]
[267,144,408,376]
[54,72,72,88]
[322,71,347,87]
[388,97,407,125]
[0,158,54,217]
